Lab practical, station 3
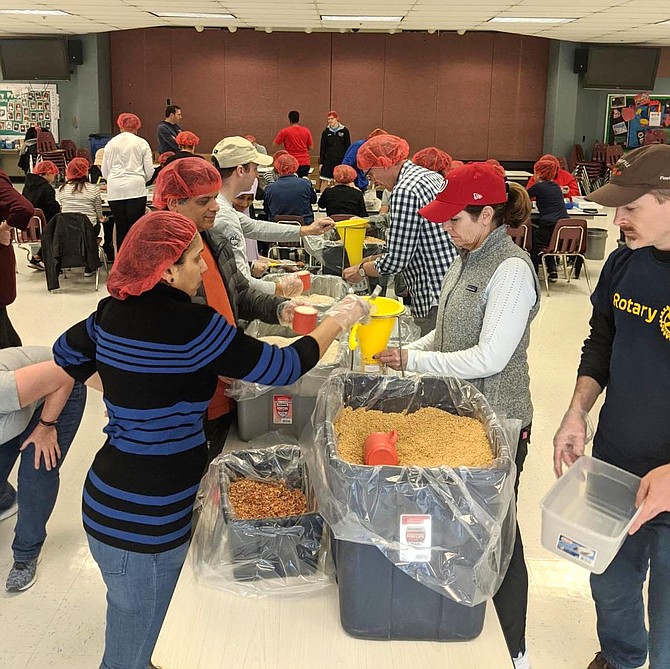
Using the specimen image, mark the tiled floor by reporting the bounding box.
[1,218,647,669]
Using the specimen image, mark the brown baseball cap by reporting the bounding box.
[587,144,670,207]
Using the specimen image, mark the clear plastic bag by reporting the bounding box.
[262,274,352,314]
[191,443,333,596]
[307,370,521,607]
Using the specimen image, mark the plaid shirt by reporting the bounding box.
[374,161,457,318]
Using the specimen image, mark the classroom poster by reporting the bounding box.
[0,83,59,145]
[605,93,670,149]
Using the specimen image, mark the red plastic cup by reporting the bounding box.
[297,270,311,291]
[364,430,399,466]
[293,305,318,334]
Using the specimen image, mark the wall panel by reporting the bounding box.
[110,29,549,161]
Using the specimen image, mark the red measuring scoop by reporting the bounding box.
[364,430,399,466]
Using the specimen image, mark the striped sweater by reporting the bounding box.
[53,282,318,553]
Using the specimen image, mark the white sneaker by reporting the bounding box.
[513,650,532,669]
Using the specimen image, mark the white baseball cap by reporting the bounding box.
[211,136,273,169]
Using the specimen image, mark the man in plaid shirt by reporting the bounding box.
[343,134,456,334]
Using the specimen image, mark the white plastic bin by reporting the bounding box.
[540,456,642,574]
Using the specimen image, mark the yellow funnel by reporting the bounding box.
[335,218,367,267]
[349,296,405,366]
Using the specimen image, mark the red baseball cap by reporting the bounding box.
[419,162,507,223]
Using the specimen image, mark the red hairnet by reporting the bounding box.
[33,160,59,176]
[274,153,299,176]
[117,113,141,132]
[273,149,289,160]
[412,147,453,176]
[176,130,200,148]
[333,164,357,184]
[107,212,197,301]
[367,128,387,140]
[244,134,257,143]
[485,158,505,177]
[534,159,559,181]
[539,154,561,170]
[327,111,339,120]
[357,134,410,170]
[65,157,90,180]
[158,151,175,166]
[153,157,222,210]
[447,160,465,173]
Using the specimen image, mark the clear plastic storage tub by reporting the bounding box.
[540,456,642,574]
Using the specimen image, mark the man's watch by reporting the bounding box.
[358,264,367,278]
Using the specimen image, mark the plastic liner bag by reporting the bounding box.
[262,274,352,314]
[191,443,333,596]
[307,370,521,607]
[226,320,346,403]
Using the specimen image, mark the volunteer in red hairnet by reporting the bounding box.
[101,112,154,250]
[154,157,324,455]
[342,127,388,190]
[485,158,506,178]
[317,164,367,218]
[164,131,207,166]
[526,153,580,197]
[52,209,371,669]
[319,110,351,188]
[412,147,452,178]
[345,133,457,335]
[57,157,106,230]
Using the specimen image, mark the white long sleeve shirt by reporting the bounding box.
[211,195,303,295]
[406,257,536,379]
[101,132,154,201]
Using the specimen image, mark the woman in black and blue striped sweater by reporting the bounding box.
[53,211,368,669]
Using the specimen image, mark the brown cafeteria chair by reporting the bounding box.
[540,219,591,296]
[61,139,77,161]
[506,222,532,254]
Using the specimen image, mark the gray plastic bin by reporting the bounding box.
[585,228,608,260]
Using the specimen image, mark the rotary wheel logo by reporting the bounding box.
[659,306,670,341]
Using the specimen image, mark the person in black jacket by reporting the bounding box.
[319,111,351,189]
[22,161,61,271]
[318,164,367,218]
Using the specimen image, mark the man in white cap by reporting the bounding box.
[209,136,334,297]
[553,143,670,669]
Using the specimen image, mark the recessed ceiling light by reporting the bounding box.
[0,9,70,15]
[488,17,575,23]
[321,15,403,22]
[151,12,236,20]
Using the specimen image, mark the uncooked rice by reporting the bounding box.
[303,293,336,306]
[334,406,493,468]
[259,335,340,366]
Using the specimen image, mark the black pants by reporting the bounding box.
[296,165,310,178]
[108,197,147,251]
[531,224,557,274]
[492,423,531,659]
[102,217,115,260]
[0,307,21,348]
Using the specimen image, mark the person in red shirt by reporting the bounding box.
[273,110,314,178]
[526,154,580,198]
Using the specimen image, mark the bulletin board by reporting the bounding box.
[0,83,59,143]
[604,93,670,150]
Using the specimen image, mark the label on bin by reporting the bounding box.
[399,514,431,562]
[272,395,293,425]
[556,533,597,567]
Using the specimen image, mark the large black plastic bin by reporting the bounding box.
[333,539,486,641]
[220,445,324,582]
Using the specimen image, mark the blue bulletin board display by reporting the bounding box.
[604,93,670,149]
[0,83,59,144]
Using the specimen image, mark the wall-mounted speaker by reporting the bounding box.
[68,40,83,66]
[573,48,588,74]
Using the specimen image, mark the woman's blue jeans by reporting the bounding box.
[87,534,189,669]
[0,382,86,561]
[590,514,670,669]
